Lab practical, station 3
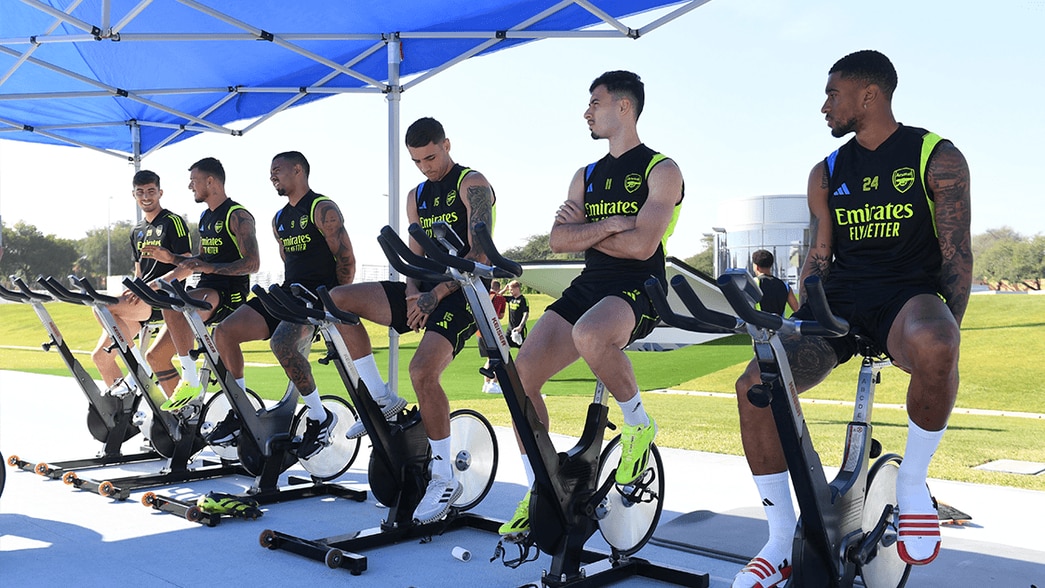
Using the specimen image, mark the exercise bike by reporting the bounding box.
[6,276,241,499]
[123,277,365,526]
[382,220,708,588]
[254,281,500,574]
[1,277,158,479]
[645,269,912,587]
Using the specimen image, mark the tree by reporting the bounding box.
[682,234,714,276]
[0,221,80,285]
[77,221,136,283]
[502,233,583,262]
[972,226,1045,288]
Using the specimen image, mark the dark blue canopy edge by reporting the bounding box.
[0,0,708,160]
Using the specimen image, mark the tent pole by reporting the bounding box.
[386,34,402,395]
[132,121,142,223]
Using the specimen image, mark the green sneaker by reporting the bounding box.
[161,380,202,412]
[196,492,262,518]
[498,489,531,538]
[615,417,657,485]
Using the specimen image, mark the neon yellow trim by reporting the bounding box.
[225,204,246,256]
[308,195,331,229]
[645,153,678,253]
[920,132,943,238]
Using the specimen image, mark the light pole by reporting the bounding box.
[712,226,728,277]
[106,195,112,288]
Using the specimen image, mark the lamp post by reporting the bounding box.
[711,226,728,277]
[106,195,112,288]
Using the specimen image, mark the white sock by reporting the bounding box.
[354,355,389,400]
[236,377,246,391]
[429,436,453,480]
[896,418,945,561]
[617,391,650,427]
[303,390,326,419]
[753,472,796,565]
[178,355,200,386]
[521,456,535,488]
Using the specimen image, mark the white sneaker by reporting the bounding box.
[345,394,408,439]
[412,476,462,524]
[482,381,492,393]
[487,381,502,394]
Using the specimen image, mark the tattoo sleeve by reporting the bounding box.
[211,209,261,276]
[417,291,438,314]
[317,201,356,285]
[270,323,315,393]
[465,184,494,262]
[927,142,973,325]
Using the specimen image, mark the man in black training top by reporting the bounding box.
[272,117,497,525]
[205,151,356,460]
[499,70,685,540]
[91,170,191,399]
[751,249,798,316]
[731,50,971,588]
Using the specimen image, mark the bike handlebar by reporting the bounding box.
[645,270,849,338]
[12,277,52,301]
[316,286,361,325]
[0,281,30,302]
[408,223,477,274]
[377,226,453,284]
[471,222,524,279]
[644,277,739,335]
[69,275,120,306]
[37,276,94,305]
[252,285,317,324]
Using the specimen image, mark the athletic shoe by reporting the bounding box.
[160,380,202,412]
[345,395,408,439]
[486,381,503,395]
[412,476,462,524]
[615,417,657,485]
[203,410,241,446]
[298,408,337,459]
[105,377,137,398]
[498,489,531,538]
[482,381,492,393]
[196,491,262,518]
[731,556,791,588]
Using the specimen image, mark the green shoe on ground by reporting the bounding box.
[196,492,262,518]
[615,417,657,485]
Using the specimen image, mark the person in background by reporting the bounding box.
[751,249,798,316]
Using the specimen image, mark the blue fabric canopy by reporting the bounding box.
[0,0,704,158]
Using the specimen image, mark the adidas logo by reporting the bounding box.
[832,183,851,196]
[419,202,427,210]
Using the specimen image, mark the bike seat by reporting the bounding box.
[854,335,887,359]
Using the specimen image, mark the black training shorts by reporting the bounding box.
[381,281,477,357]
[546,274,660,346]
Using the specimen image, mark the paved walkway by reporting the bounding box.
[2,370,1043,586]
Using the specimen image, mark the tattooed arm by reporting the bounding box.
[417,172,496,309]
[178,208,261,276]
[799,161,834,301]
[927,141,972,326]
[315,199,356,286]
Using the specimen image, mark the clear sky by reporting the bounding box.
[1,0,1041,277]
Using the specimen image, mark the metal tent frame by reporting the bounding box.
[0,0,711,387]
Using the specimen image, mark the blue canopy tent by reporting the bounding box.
[0,0,709,382]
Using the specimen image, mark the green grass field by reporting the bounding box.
[1,293,1042,490]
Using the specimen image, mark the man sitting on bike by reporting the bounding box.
[731,50,971,588]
